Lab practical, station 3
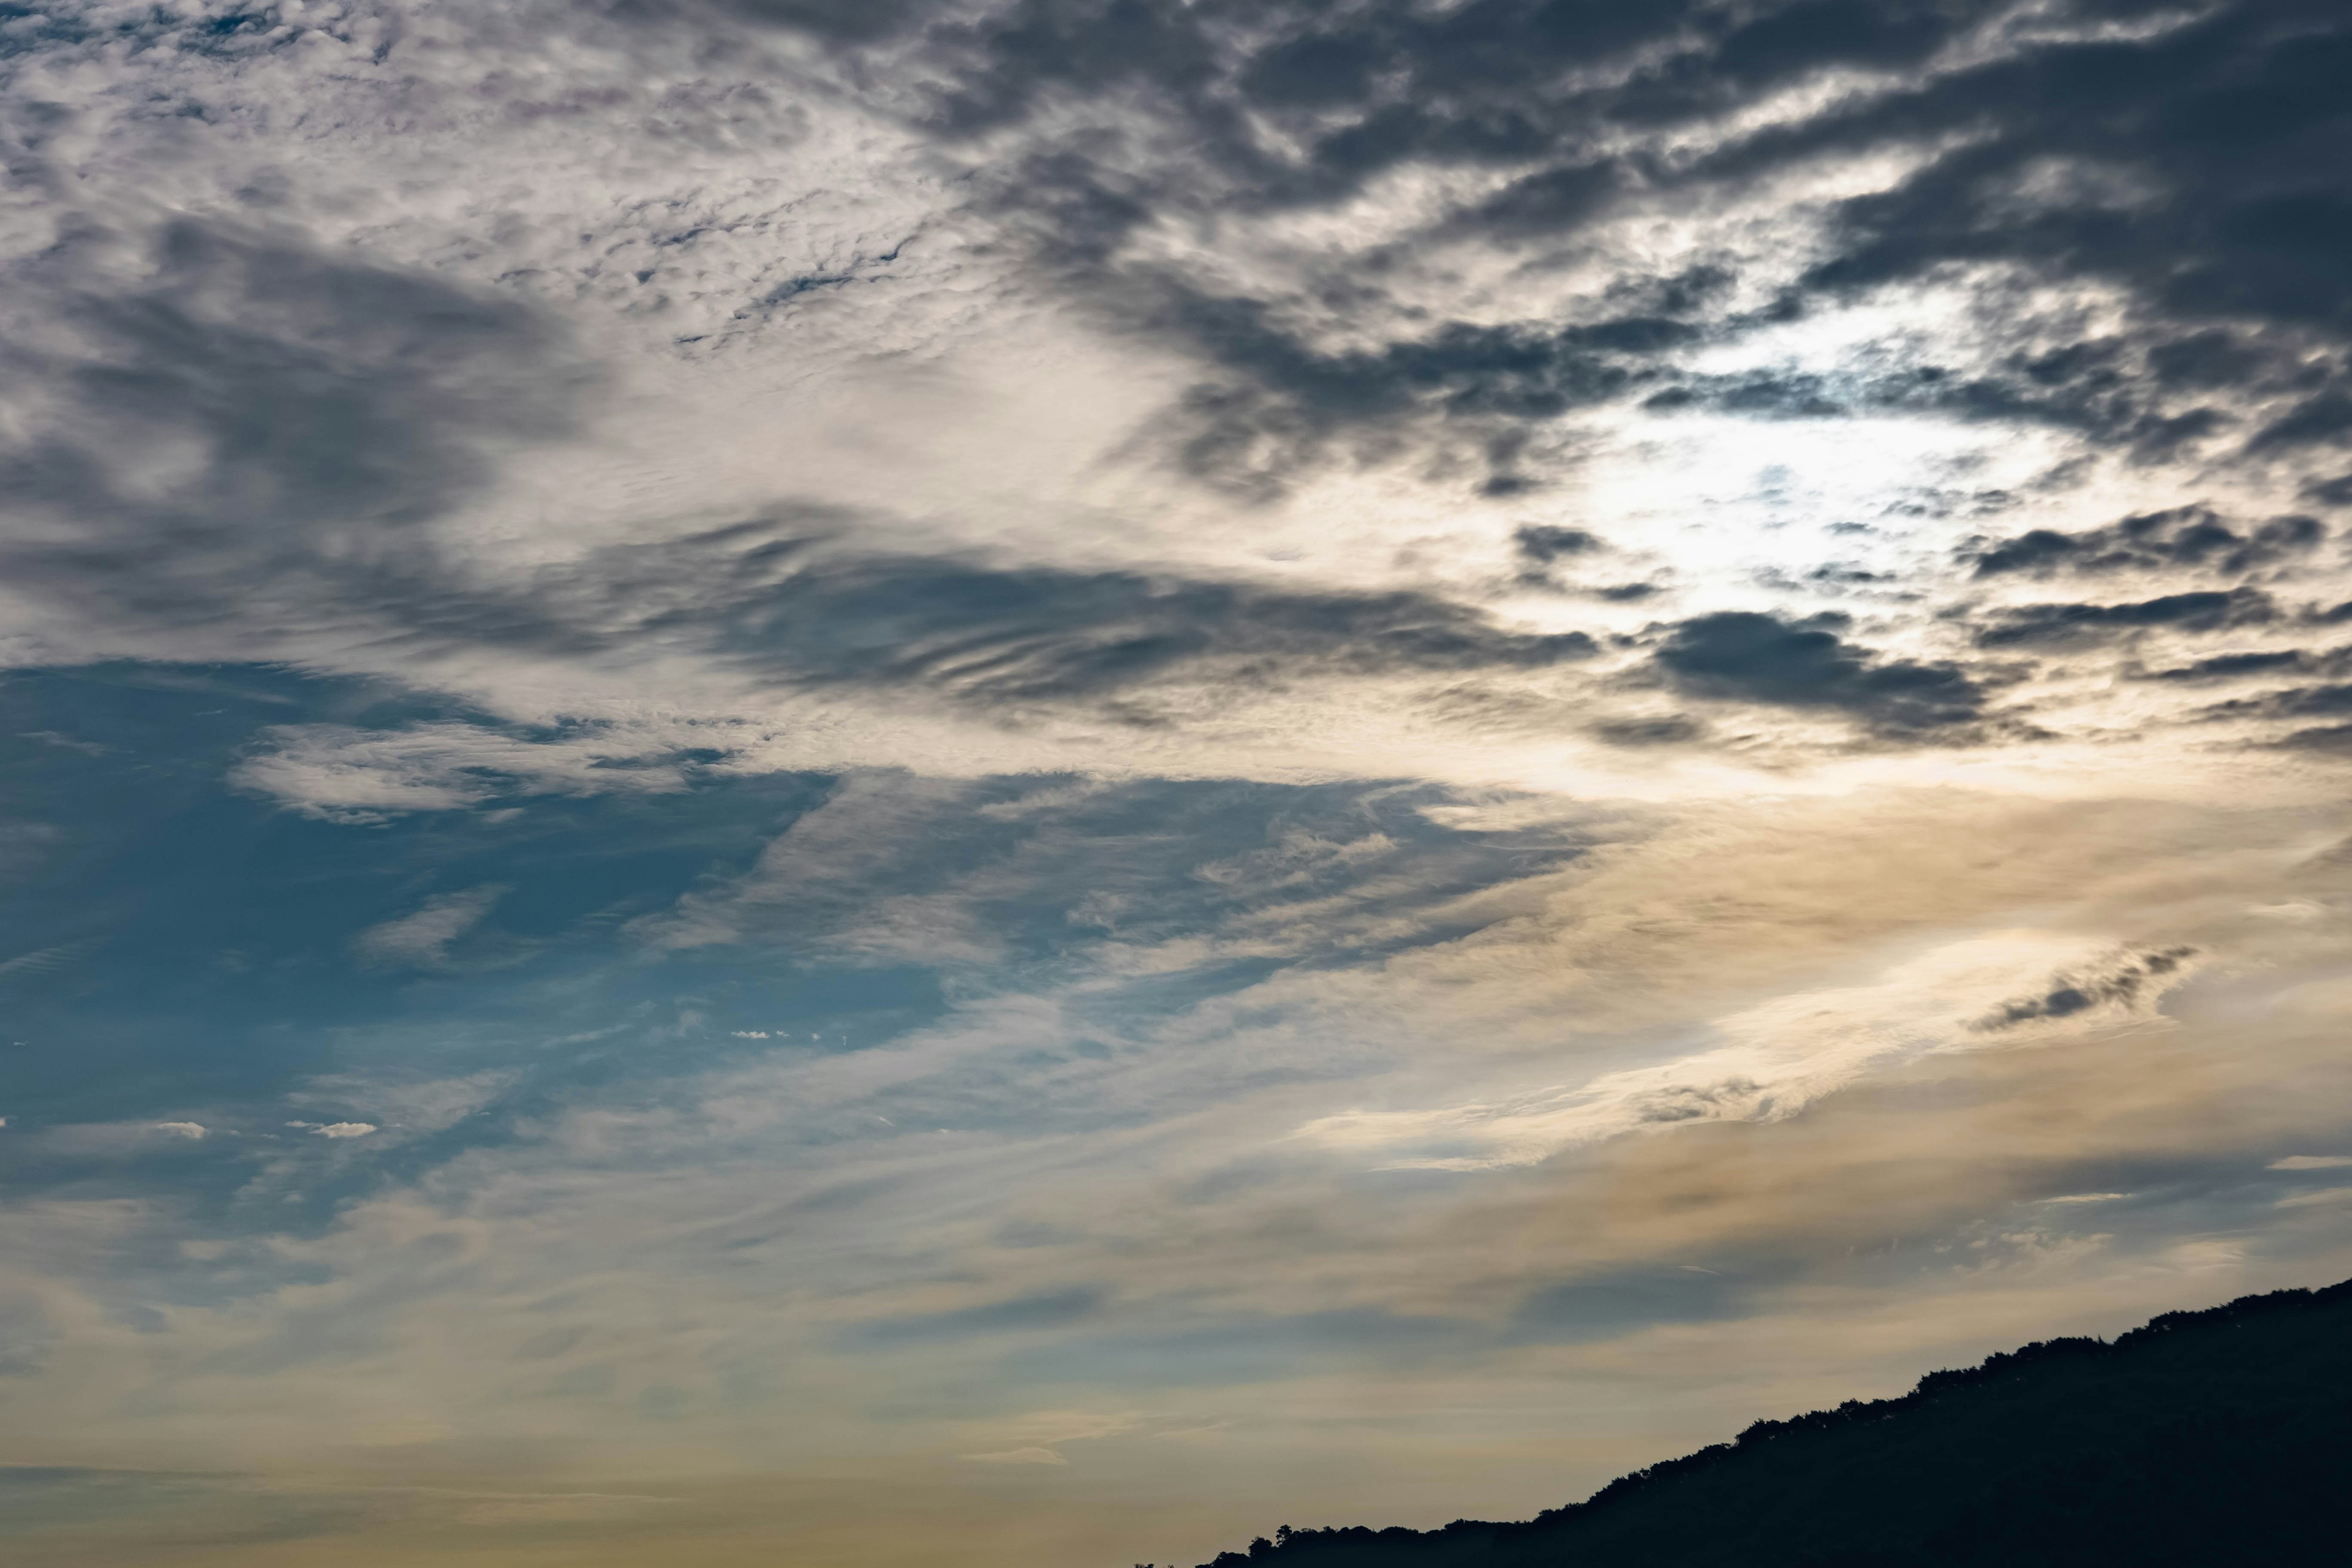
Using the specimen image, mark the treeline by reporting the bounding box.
[1182,1277,2352,1568]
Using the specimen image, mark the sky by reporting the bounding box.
[3,0,2352,1562]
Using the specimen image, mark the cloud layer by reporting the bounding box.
[7,3,2352,1566]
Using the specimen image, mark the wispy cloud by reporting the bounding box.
[1294,933,2198,1169]
[352,888,509,969]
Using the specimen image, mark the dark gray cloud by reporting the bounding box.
[922,0,1998,198]
[1964,507,2325,579]
[1139,293,1685,494]
[1513,525,1605,565]
[798,0,2352,492]
[1971,588,2279,648]
[878,2,1999,489]
[2276,724,2352,751]
[536,523,1603,709]
[2130,648,2333,682]
[0,217,583,639]
[2198,682,2352,723]
[1649,611,1988,736]
[0,206,1605,712]
[1590,715,1706,748]
[1767,0,2352,386]
[1969,946,2197,1031]
[508,0,2352,511]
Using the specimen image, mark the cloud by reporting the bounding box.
[2273,1185,2352,1208]
[286,1122,380,1139]
[1784,4,2352,344]
[2270,1155,2352,1170]
[1649,611,1988,735]
[29,1122,223,1157]
[352,889,508,970]
[508,522,1607,706]
[877,0,2352,517]
[1967,946,2199,1031]
[0,941,102,987]
[631,771,1004,956]
[0,217,582,657]
[235,724,698,820]
[1972,589,2278,648]
[1513,526,1607,565]
[1965,508,2325,579]
[1294,931,2199,1170]
[2198,683,2352,723]
[11,7,2352,1562]
[2130,649,2329,684]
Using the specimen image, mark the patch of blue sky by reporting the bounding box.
[0,666,861,1205]
[0,662,1597,1240]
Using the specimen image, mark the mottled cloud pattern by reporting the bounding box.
[4,4,2352,1567]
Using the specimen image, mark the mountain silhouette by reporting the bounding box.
[1181,1278,2352,1568]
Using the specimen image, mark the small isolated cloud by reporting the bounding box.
[352,888,507,970]
[2271,1155,2352,1170]
[287,1121,378,1139]
[958,1447,1068,1466]
[153,1122,206,1139]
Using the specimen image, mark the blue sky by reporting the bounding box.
[5,2,2352,1564]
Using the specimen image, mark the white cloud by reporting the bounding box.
[237,726,701,821]
[1294,932,2192,1169]
[352,888,507,969]
[2271,1155,2352,1170]
[631,772,1000,957]
[153,1122,206,1140]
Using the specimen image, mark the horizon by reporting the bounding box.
[5,1,2352,1563]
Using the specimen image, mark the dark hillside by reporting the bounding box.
[1188,1279,2352,1568]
